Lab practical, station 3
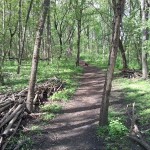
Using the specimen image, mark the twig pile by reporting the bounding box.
[0,77,64,149]
[121,69,142,78]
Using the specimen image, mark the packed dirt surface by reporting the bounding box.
[31,63,106,150]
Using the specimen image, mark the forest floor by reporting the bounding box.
[26,63,149,150]
[25,62,146,150]
[26,63,107,150]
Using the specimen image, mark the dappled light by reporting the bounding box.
[0,0,150,149]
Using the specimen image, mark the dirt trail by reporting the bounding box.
[32,64,106,150]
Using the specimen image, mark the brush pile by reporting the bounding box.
[121,69,142,78]
[0,77,65,150]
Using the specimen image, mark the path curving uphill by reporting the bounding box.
[32,64,106,150]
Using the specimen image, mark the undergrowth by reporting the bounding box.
[114,78,150,126]
[97,77,150,150]
[0,58,83,102]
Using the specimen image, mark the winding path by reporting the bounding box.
[32,64,106,150]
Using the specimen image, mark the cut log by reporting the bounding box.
[2,109,23,136]
[0,103,25,128]
[1,118,22,150]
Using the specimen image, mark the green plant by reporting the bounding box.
[8,132,32,150]
[30,125,42,134]
[40,104,62,113]
[108,119,128,140]
[97,119,128,141]
[41,113,55,121]
[97,126,108,138]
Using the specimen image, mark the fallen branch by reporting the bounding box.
[126,103,150,150]
[1,118,22,150]
[128,135,150,150]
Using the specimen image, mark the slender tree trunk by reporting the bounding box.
[47,13,52,63]
[99,0,125,126]
[135,42,142,69]
[26,0,50,112]
[75,0,85,66]
[141,0,149,79]
[17,0,34,74]
[17,0,22,74]
[8,2,18,59]
[76,19,81,66]
[0,0,6,85]
[119,39,128,69]
[0,52,4,85]
[58,33,63,59]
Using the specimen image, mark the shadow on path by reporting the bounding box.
[32,64,105,150]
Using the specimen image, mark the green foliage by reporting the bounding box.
[112,77,150,149]
[41,104,62,113]
[7,132,32,150]
[40,104,61,121]
[0,59,83,103]
[114,78,150,125]
[97,118,128,150]
[80,52,108,70]
[108,119,128,140]
[41,113,55,121]
[97,126,108,138]
[30,125,42,134]
[97,118,128,141]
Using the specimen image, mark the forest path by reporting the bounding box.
[32,63,106,150]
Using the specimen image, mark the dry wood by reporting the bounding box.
[0,105,16,125]
[33,93,38,104]
[2,109,23,136]
[0,103,13,113]
[30,112,47,116]
[0,77,65,149]
[121,69,142,79]
[128,135,150,150]
[1,118,22,150]
[127,103,150,150]
[0,100,13,107]
[0,103,24,128]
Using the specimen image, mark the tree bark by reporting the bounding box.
[119,38,128,69]
[76,18,82,66]
[75,0,85,66]
[17,0,34,74]
[26,0,50,112]
[99,0,125,126]
[141,0,149,79]
[47,13,52,63]
[17,0,23,74]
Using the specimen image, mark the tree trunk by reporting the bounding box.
[17,0,33,74]
[76,19,81,66]
[17,0,23,74]
[99,0,125,126]
[47,13,52,63]
[26,0,50,113]
[0,0,5,85]
[141,0,149,79]
[58,33,63,59]
[119,39,128,69]
[75,0,85,66]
